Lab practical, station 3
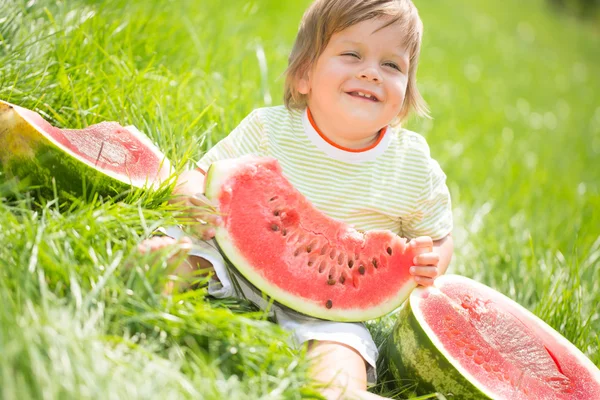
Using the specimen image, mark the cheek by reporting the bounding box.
[390,81,408,105]
[314,62,346,85]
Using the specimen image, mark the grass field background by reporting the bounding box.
[1,0,599,398]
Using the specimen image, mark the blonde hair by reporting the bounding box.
[284,0,429,123]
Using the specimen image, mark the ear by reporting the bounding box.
[296,68,311,95]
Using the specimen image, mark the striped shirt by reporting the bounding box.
[197,106,452,240]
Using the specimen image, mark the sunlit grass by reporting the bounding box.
[0,0,598,398]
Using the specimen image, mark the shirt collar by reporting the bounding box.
[301,108,392,163]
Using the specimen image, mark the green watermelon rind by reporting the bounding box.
[5,143,132,197]
[204,157,415,322]
[0,100,171,197]
[386,295,490,399]
[386,274,600,398]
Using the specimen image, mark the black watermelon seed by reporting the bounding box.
[387,247,393,255]
[372,259,378,268]
[271,224,279,231]
[274,210,280,216]
[339,276,346,284]
[269,196,278,202]
[282,229,287,236]
[358,266,366,275]
[327,279,336,285]
[306,246,312,253]
[308,261,314,266]
[348,260,354,268]
[326,300,333,309]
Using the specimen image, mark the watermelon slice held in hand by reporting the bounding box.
[0,99,172,197]
[204,156,420,322]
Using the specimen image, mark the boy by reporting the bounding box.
[141,0,453,398]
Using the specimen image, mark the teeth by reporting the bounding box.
[355,91,374,99]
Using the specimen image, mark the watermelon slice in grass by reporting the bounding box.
[0,99,172,197]
[383,274,600,399]
[205,156,421,322]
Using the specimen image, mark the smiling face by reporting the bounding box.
[296,17,410,148]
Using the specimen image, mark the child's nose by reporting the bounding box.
[357,64,382,82]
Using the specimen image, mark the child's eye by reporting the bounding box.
[383,62,401,72]
[341,52,360,59]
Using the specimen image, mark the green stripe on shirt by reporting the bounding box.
[198,106,452,240]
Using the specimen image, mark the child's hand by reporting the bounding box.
[170,170,222,240]
[136,236,194,295]
[137,235,192,255]
[187,193,222,240]
[409,236,439,287]
[137,235,214,294]
[137,236,193,269]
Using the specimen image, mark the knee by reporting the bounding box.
[306,340,368,392]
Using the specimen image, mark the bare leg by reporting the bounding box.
[307,340,389,400]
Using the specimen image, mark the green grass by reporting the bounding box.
[1,0,599,398]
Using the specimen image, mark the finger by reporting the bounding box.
[413,253,439,266]
[186,211,220,225]
[189,193,216,208]
[137,242,150,253]
[202,227,216,241]
[410,266,438,278]
[177,238,193,252]
[410,237,433,257]
[137,238,157,252]
[191,212,221,224]
[169,193,190,205]
[190,223,213,239]
[204,214,223,226]
[179,236,193,245]
[168,241,193,263]
[414,275,435,286]
[141,237,165,252]
[137,236,176,253]
[410,236,433,249]
[150,237,174,251]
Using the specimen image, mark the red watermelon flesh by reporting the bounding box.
[3,102,170,187]
[205,156,418,322]
[404,275,600,398]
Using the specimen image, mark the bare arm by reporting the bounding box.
[170,168,206,200]
[433,234,454,276]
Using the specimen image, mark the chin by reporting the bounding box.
[344,115,385,131]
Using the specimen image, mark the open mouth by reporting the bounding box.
[346,91,380,102]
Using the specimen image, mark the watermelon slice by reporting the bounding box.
[0,99,171,196]
[205,156,419,322]
[384,274,600,399]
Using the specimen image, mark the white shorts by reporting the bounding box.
[162,227,378,384]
